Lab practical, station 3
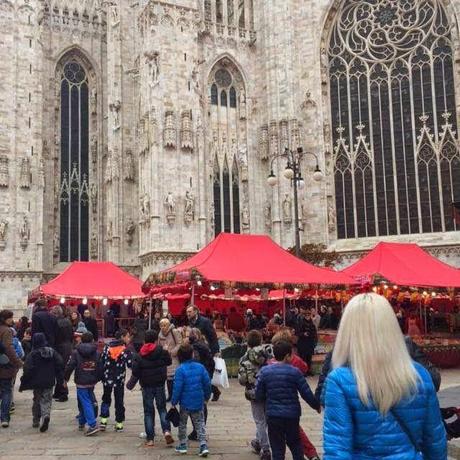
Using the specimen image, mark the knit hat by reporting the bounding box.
[75,322,88,334]
[32,332,48,349]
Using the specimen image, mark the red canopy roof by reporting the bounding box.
[342,241,460,288]
[31,262,145,300]
[151,233,355,286]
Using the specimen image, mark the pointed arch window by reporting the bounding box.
[213,157,222,235]
[211,83,218,105]
[232,158,241,233]
[229,86,237,108]
[220,89,228,107]
[59,60,90,262]
[328,0,460,238]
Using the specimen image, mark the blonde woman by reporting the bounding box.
[158,318,182,402]
[323,293,446,460]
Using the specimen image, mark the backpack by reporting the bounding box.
[238,344,272,387]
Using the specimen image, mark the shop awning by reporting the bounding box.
[30,262,145,300]
[342,241,460,288]
[144,233,355,291]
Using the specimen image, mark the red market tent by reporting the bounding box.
[144,233,355,290]
[30,262,145,300]
[342,241,460,288]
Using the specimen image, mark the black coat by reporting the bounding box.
[189,314,220,355]
[131,318,148,344]
[191,339,215,378]
[64,342,101,387]
[20,347,64,391]
[55,317,74,365]
[31,309,57,348]
[131,344,172,388]
[83,317,99,341]
[295,315,317,349]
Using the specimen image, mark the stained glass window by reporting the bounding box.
[59,61,89,261]
[329,0,460,239]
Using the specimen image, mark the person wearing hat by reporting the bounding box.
[19,332,64,432]
[294,305,317,374]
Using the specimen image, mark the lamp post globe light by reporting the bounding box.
[267,147,324,257]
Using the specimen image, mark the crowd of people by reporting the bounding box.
[0,294,457,459]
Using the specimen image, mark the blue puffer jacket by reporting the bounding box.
[323,362,447,460]
[255,362,320,419]
[171,360,211,412]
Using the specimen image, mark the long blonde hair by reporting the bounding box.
[332,293,419,414]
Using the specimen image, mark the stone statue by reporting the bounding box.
[0,219,8,249]
[124,150,135,181]
[258,125,269,161]
[301,89,317,111]
[37,157,45,190]
[90,183,98,213]
[241,203,250,229]
[165,192,176,224]
[184,189,195,224]
[109,100,121,129]
[328,200,336,232]
[282,193,292,224]
[221,136,228,157]
[211,130,219,157]
[90,88,97,115]
[239,90,247,120]
[107,221,113,241]
[140,192,150,222]
[125,218,136,244]
[19,215,30,248]
[238,144,249,181]
[0,155,8,187]
[53,230,59,258]
[165,192,175,215]
[263,201,271,229]
[111,4,119,25]
[90,135,97,163]
[90,231,98,259]
[146,51,160,88]
[19,157,31,189]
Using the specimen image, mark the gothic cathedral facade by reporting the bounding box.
[2,0,460,308]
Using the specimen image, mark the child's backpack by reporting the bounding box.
[238,344,272,387]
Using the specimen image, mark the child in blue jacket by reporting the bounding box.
[171,343,211,457]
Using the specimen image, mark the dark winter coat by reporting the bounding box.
[20,346,64,391]
[0,324,23,379]
[21,339,32,358]
[191,339,215,379]
[255,362,320,419]
[171,360,212,412]
[315,336,441,404]
[129,343,172,388]
[31,309,57,348]
[83,317,99,341]
[55,317,74,365]
[131,318,148,345]
[189,314,220,355]
[64,342,101,388]
[100,339,132,387]
[295,315,317,348]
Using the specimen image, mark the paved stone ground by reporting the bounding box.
[2,369,460,459]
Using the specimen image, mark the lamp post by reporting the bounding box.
[267,147,324,257]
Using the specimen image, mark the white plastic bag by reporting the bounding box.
[212,357,229,389]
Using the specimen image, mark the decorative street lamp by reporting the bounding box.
[267,147,324,257]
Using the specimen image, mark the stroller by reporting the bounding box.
[442,407,460,440]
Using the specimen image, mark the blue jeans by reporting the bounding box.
[77,387,97,428]
[0,378,12,423]
[267,416,304,460]
[142,385,171,441]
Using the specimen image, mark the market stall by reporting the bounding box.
[29,261,146,337]
[342,241,460,368]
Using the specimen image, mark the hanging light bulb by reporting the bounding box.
[267,170,278,187]
[312,165,324,182]
[82,297,88,305]
[124,299,129,305]
[102,298,108,306]
[60,297,66,304]
[283,165,294,180]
